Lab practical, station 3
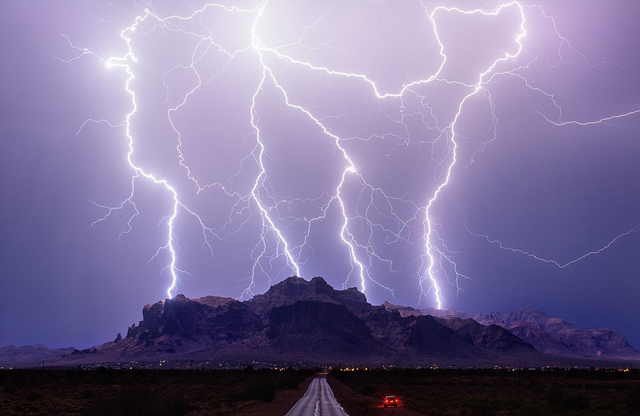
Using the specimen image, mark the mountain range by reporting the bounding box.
[383,303,639,359]
[2,276,638,368]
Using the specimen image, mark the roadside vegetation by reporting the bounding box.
[332,368,640,416]
[0,367,313,416]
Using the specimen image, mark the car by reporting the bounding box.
[383,395,399,407]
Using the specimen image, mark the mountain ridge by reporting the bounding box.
[383,303,640,359]
[2,276,638,367]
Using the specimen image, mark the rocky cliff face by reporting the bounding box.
[382,303,640,359]
[355,307,487,360]
[474,308,640,358]
[112,294,264,357]
[128,294,262,344]
[88,277,545,365]
[267,301,375,358]
[4,277,638,366]
[246,276,370,316]
[437,317,536,354]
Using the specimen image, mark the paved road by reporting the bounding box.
[285,375,349,416]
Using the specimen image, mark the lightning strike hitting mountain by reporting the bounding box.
[57,0,640,309]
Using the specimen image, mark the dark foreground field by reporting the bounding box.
[0,367,314,416]
[1,367,639,416]
[330,368,640,416]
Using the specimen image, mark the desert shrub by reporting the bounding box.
[520,401,547,416]
[88,388,167,416]
[45,370,61,381]
[165,397,190,416]
[545,386,589,412]
[208,398,222,409]
[81,389,94,399]
[8,371,26,387]
[94,366,116,385]
[357,384,376,396]
[277,370,305,390]
[3,384,17,394]
[627,383,640,415]
[561,392,589,411]
[455,397,491,416]
[26,391,43,401]
[242,378,276,402]
[546,386,564,405]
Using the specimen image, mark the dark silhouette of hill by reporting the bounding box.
[2,277,638,367]
[384,302,640,360]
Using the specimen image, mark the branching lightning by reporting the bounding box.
[58,0,640,307]
[466,221,640,269]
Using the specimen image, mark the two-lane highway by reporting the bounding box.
[285,374,349,416]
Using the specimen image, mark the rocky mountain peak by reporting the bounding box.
[4,277,638,367]
[246,276,369,315]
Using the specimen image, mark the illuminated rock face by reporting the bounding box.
[126,294,263,346]
[246,276,370,316]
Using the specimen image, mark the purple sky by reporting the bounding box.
[1,0,639,350]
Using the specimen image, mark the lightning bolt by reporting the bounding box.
[58,0,639,308]
[468,222,640,269]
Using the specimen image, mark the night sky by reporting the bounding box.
[1,0,639,350]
